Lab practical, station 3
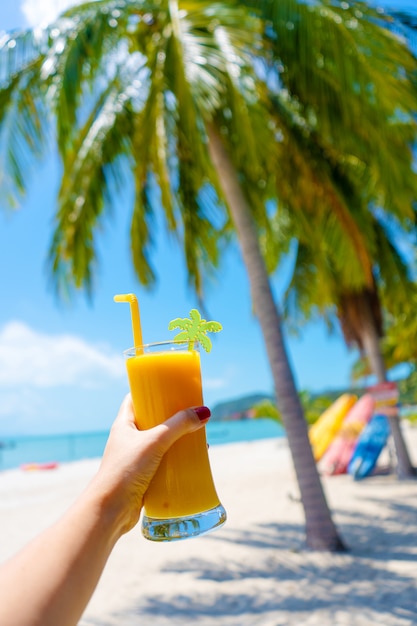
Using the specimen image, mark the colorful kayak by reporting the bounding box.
[309,393,357,462]
[348,414,390,480]
[319,394,375,476]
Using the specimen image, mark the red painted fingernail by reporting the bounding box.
[194,406,211,421]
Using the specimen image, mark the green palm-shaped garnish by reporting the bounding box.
[168,309,222,352]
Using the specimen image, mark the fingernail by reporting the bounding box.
[194,406,211,421]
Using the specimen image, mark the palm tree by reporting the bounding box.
[0,0,344,551]
[1,0,416,547]
[339,286,416,478]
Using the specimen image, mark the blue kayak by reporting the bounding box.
[348,414,390,480]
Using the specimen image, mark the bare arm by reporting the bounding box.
[0,395,210,626]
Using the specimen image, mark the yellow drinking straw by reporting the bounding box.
[114,293,143,352]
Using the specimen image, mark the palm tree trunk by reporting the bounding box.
[207,124,346,551]
[361,323,415,479]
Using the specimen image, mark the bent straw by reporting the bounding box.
[114,293,143,352]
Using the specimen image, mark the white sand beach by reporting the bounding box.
[1,426,417,626]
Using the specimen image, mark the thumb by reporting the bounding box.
[150,406,211,449]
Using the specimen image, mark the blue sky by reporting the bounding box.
[0,0,412,436]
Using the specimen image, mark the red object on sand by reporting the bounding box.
[21,462,59,471]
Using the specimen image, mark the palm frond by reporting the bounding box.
[373,216,417,316]
[49,75,134,295]
[282,240,339,329]
[0,30,52,202]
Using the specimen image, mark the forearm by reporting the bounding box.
[0,480,125,626]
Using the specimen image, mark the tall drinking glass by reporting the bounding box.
[125,340,226,541]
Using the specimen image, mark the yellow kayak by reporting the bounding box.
[309,393,357,461]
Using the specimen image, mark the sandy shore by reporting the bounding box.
[1,425,417,626]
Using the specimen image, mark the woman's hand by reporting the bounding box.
[90,394,211,534]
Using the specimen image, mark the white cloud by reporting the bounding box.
[204,377,227,390]
[21,0,84,27]
[0,321,124,388]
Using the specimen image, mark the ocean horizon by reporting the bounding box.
[0,418,285,472]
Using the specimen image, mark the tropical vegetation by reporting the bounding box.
[261,4,417,478]
[1,0,417,548]
[252,392,336,426]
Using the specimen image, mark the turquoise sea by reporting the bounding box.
[0,419,285,472]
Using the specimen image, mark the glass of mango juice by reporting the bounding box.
[124,340,226,541]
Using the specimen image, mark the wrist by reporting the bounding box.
[84,475,142,540]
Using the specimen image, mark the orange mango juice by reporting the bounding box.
[126,343,221,518]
